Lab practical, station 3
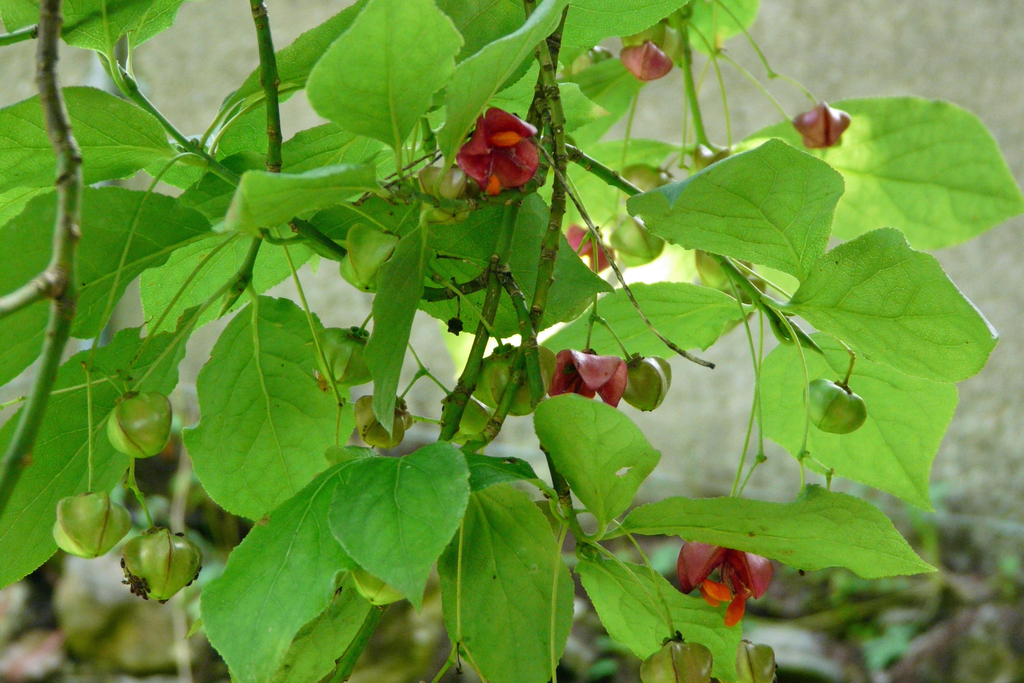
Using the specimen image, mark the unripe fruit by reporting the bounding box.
[622,22,667,48]
[339,224,399,292]
[609,217,665,267]
[52,492,131,558]
[351,566,404,605]
[640,640,714,683]
[622,164,672,192]
[452,398,490,445]
[808,379,867,434]
[354,395,409,449]
[106,392,173,458]
[694,251,766,303]
[121,527,202,602]
[622,356,671,411]
[692,144,731,171]
[322,327,371,387]
[474,345,556,415]
[736,641,776,683]
[418,165,472,200]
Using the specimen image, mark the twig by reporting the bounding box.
[0,0,83,519]
[290,219,347,261]
[421,270,489,302]
[565,145,642,196]
[248,0,282,172]
[0,24,37,46]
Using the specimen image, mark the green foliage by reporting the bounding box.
[760,334,957,509]
[746,97,1024,249]
[689,0,760,51]
[307,0,463,152]
[629,138,844,280]
[202,463,362,683]
[281,124,386,174]
[330,443,470,608]
[785,228,998,383]
[465,453,539,490]
[438,485,574,683]
[535,395,660,528]
[563,0,693,46]
[618,486,935,577]
[561,58,644,146]
[185,296,350,519]
[578,556,741,680]
[435,0,524,61]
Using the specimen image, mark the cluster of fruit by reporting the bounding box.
[640,639,776,683]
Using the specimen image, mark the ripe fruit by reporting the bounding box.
[622,164,672,192]
[808,379,867,434]
[620,41,673,81]
[322,327,371,387]
[609,217,665,267]
[52,492,131,558]
[339,224,399,292]
[792,102,852,149]
[106,392,173,458]
[351,566,404,605]
[736,641,776,683]
[354,395,410,449]
[622,356,671,411]
[474,345,556,415]
[452,398,490,445]
[121,527,202,602]
[640,640,714,683]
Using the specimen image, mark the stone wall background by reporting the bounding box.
[1,0,1023,550]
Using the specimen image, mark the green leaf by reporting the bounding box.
[365,226,429,428]
[438,0,568,162]
[269,577,373,683]
[489,64,608,133]
[306,0,463,151]
[628,138,844,280]
[785,228,997,383]
[438,485,573,683]
[309,197,422,243]
[202,465,361,683]
[618,485,935,578]
[223,0,368,113]
[224,164,381,235]
[0,87,173,220]
[689,0,760,52]
[563,0,691,46]
[561,59,643,147]
[744,97,1024,249]
[435,0,524,61]
[140,235,313,335]
[0,322,188,590]
[544,282,749,357]
[281,124,386,174]
[185,296,351,519]
[534,395,660,528]
[465,453,539,490]
[0,187,210,386]
[330,442,471,609]
[760,334,957,510]
[578,556,740,681]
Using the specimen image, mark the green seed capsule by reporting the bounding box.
[339,224,399,292]
[640,640,713,683]
[808,378,867,434]
[622,356,671,411]
[322,327,371,387]
[453,398,491,445]
[351,566,404,605]
[736,641,776,683]
[354,395,408,449]
[121,527,202,602]
[52,492,131,558]
[106,392,173,458]
[608,217,664,267]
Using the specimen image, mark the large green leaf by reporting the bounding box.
[544,282,748,357]
[306,0,463,151]
[365,226,429,429]
[0,322,188,590]
[760,334,956,510]
[438,0,568,162]
[140,235,313,335]
[534,395,660,528]
[309,197,422,243]
[435,0,524,61]
[0,187,210,386]
[269,577,373,683]
[0,0,186,52]
[563,0,692,46]
[281,124,386,175]
[745,97,1024,249]
[438,485,573,683]
[0,87,173,221]
[628,138,844,280]
[578,557,741,681]
[465,453,539,491]
[185,296,350,519]
[224,164,380,235]
[202,464,361,683]
[561,59,644,147]
[330,442,471,609]
[223,1,368,112]
[785,228,997,383]
[689,0,760,52]
[617,485,935,577]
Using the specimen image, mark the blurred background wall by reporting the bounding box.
[1,1,1022,681]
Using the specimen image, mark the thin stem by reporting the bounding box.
[126,458,154,528]
[595,317,631,357]
[330,606,386,682]
[430,647,457,683]
[409,345,451,394]
[778,313,812,490]
[620,93,639,171]
[719,52,790,120]
[625,531,676,633]
[500,272,543,402]
[737,454,766,497]
[0,397,26,411]
[549,522,568,683]
[84,362,95,491]
[680,27,711,147]
[218,238,263,317]
[248,0,282,172]
[841,347,857,388]
[565,145,642,196]
[290,219,347,261]
[728,278,758,497]
[594,543,674,635]
[0,24,37,46]
[689,25,731,147]
[0,0,84,520]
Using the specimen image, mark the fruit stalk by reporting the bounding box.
[0,24,37,47]
[0,0,83,520]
